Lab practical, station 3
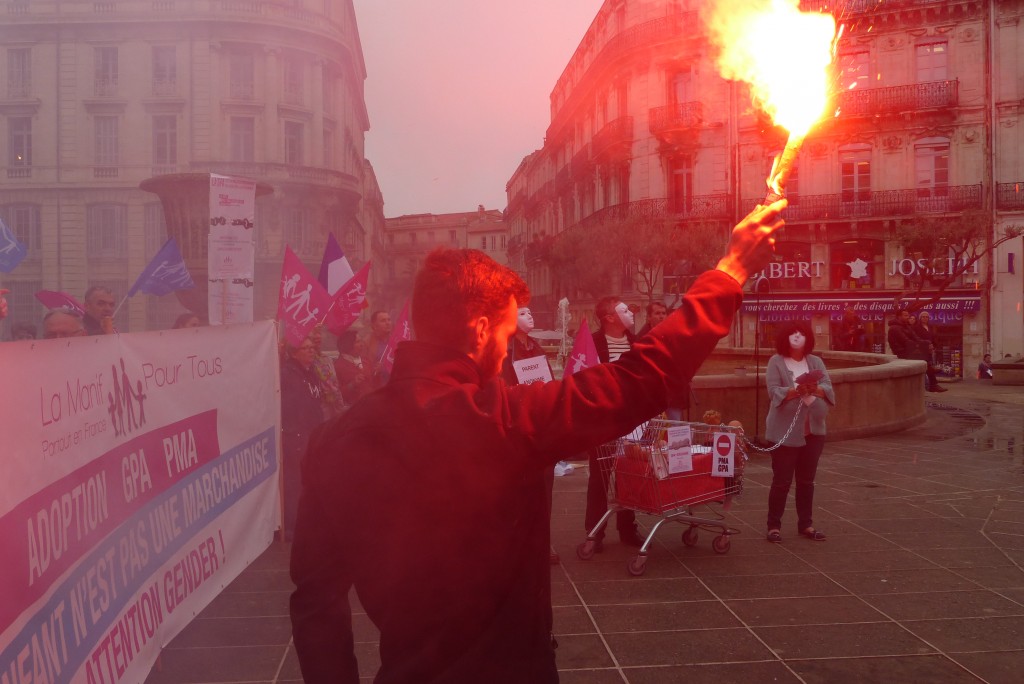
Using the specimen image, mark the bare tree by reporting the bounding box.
[892,209,1022,311]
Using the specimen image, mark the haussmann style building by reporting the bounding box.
[506,0,1024,377]
[0,0,385,335]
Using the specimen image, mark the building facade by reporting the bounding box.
[507,0,1024,375]
[0,0,381,335]
[382,206,507,313]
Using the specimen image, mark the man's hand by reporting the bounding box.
[715,199,788,284]
[0,288,8,321]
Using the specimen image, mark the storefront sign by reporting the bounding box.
[753,261,825,280]
[888,258,981,277]
[742,294,981,319]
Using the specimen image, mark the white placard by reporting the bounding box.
[207,277,255,326]
[512,355,553,385]
[666,425,693,474]
[711,431,736,478]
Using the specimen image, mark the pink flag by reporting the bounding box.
[277,246,332,346]
[379,300,412,374]
[564,319,599,377]
[35,290,86,317]
[324,261,371,336]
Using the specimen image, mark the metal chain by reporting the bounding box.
[741,403,804,453]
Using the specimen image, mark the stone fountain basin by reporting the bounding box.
[691,349,927,442]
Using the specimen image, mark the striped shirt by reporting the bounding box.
[605,334,631,362]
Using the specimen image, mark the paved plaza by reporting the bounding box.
[146,379,1024,684]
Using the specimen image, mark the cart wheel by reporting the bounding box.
[626,555,647,576]
[681,526,699,547]
[712,534,731,554]
[576,541,596,561]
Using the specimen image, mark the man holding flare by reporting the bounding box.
[289,198,787,683]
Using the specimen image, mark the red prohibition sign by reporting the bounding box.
[715,434,732,457]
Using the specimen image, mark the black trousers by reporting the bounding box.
[584,449,635,537]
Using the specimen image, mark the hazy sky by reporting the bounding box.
[353,1,602,217]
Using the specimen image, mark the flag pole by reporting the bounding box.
[111,294,129,317]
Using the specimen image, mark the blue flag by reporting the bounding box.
[0,217,28,273]
[128,237,195,297]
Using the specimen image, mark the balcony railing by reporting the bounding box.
[997,182,1024,211]
[743,184,982,221]
[837,80,958,118]
[649,101,704,137]
[94,77,118,97]
[151,78,178,97]
[591,116,634,161]
[7,82,30,99]
[575,195,731,232]
[801,0,950,15]
[7,167,31,179]
[229,82,255,100]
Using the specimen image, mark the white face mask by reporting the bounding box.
[516,307,534,334]
[789,332,807,350]
[615,303,634,329]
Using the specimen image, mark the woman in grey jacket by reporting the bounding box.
[764,321,835,543]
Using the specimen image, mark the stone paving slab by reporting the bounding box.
[145,380,1024,683]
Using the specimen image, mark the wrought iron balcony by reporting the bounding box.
[837,80,958,119]
[94,77,118,97]
[575,195,731,232]
[591,116,634,162]
[997,182,1024,211]
[801,0,951,14]
[7,81,30,99]
[649,102,704,140]
[743,184,982,221]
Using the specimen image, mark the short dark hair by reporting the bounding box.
[338,329,359,353]
[595,296,622,321]
[774,321,816,356]
[646,301,667,317]
[84,285,113,301]
[370,310,389,325]
[412,248,529,351]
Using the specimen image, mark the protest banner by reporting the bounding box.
[0,320,280,684]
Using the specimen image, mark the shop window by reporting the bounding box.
[830,238,884,289]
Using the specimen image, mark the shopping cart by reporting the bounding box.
[576,419,746,576]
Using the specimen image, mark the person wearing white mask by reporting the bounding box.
[764,321,834,543]
[582,296,645,550]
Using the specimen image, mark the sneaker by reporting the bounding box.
[619,526,645,548]
[554,461,574,477]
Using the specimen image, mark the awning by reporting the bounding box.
[740,291,981,323]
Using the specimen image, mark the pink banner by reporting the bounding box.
[0,410,219,630]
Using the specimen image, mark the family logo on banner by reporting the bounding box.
[208,174,256,325]
[0,320,280,684]
[379,300,412,374]
[278,246,331,346]
[324,261,371,336]
[563,320,599,377]
[0,217,27,273]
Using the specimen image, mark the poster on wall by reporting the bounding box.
[0,320,281,684]
[208,174,257,325]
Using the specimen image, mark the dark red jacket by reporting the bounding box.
[289,270,743,684]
